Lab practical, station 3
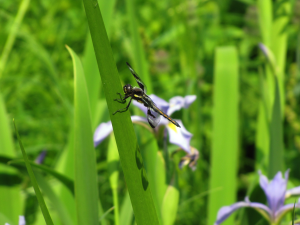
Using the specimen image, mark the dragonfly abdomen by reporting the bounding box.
[152,106,181,128]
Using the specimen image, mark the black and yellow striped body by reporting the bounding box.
[151,104,180,127]
[130,87,180,127]
[114,62,181,128]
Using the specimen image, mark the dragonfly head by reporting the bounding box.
[123,84,133,94]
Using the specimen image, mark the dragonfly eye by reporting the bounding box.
[124,84,132,94]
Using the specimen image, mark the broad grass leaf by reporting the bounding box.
[207,46,239,225]
[67,46,99,225]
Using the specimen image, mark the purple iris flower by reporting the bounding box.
[132,94,196,152]
[34,150,47,164]
[5,216,26,225]
[93,116,150,147]
[132,94,199,169]
[93,95,199,169]
[258,43,270,59]
[215,170,300,225]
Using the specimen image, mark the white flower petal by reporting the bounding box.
[168,95,196,115]
[19,216,26,225]
[132,101,148,115]
[94,121,113,147]
[166,120,192,152]
[131,115,148,123]
[286,186,300,198]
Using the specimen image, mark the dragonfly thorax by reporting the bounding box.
[123,84,133,94]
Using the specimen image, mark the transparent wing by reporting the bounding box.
[151,100,181,128]
[126,62,147,93]
[147,107,161,128]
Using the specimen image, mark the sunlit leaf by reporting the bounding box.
[208,46,239,225]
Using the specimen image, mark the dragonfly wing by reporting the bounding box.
[126,62,147,93]
[147,107,161,128]
[151,101,181,128]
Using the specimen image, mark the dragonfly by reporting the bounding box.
[113,62,181,128]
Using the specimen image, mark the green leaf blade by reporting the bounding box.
[107,133,120,225]
[9,159,74,195]
[0,94,23,225]
[67,46,99,225]
[161,183,180,225]
[13,120,54,225]
[81,1,160,224]
[208,46,239,225]
[34,172,73,225]
[268,77,284,178]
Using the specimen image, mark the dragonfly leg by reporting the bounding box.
[148,109,155,118]
[114,93,126,103]
[113,98,133,115]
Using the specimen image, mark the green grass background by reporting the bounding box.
[1,0,300,224]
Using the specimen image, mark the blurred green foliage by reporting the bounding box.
[1,0,300,224]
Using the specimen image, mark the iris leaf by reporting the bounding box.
[67,45,99,225]
[207,46,239,225]
[13,120,54,225]
[81,1,160,223]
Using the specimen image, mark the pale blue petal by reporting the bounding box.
[94,116,153,147]
[214,198,271,225]
[244,197,272,215]
[214,202,247,225]
[35,150,47,164]
[132,100,148,115]
[94,116,152,147]
[94,121,113,147]
[131,115,148,123]
[259,170,289,215]
[167,96,185,115]
[167,95,196,115]
[6,216,26,225]
[149,94,169,113]
[275,198,300,220]
[214,202,248,225]
[19,216,26,225]
[159,117,169,127]
[258,170,269,191]
[259,43,268,57]
[166,120,192,152]
[285,186,300,198]
[183,95,197,107]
